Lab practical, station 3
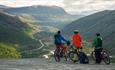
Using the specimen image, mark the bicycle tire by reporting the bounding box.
[54,49,68,62]
[54,50,60,62]
[91,51,96,60]
[68,51,79,63]
[61,49,68,61]
[64,54,68,61]
[102,51,110,65]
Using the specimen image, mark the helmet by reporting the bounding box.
[96,33,100,36]
[57,30,61,34]
[74,30,79,32]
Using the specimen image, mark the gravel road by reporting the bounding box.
[0,58,115,70]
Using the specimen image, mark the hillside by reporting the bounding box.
[0,5,10,9]
[62,10,115,55]
[0,11,41,58]
[5,5,83,29]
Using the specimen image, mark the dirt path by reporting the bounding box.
[0,58,115,70]
[21,40,45,53]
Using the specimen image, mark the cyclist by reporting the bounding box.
[93,33,103,64]
[72,30,82,50]
[54,31,68,60]
[71,30,83,62]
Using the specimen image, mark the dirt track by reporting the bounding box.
[0,58,115,70]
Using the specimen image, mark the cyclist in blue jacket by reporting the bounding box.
[54,31,68,56]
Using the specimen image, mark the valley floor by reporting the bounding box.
[0,58,115,70]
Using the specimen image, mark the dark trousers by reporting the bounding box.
[95,48,102,63]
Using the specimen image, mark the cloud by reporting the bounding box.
[63,0,115,15]
[0,0,63,7]
[0,0,115,15]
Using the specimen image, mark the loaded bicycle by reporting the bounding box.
[54,45,68,62]
[68,45,89,63]
[91,48,110,65]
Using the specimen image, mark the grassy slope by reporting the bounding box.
[0,12,41,58]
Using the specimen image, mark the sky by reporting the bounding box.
[0,0,115,15]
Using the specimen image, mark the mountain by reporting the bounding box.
[6,5,67,15]
[0,5,10,9]
[0,5,10,11]
[5,5,83,29]
[62,10,115,55]
[0,11,41,58]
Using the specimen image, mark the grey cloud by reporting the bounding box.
[87,0,115,4]
[63,0,85,10]
[63,0,115,15]
[63,0,81,5]
[100,0,115,1]
[63,0,115,6]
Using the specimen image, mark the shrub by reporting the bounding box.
[0,43,21,58]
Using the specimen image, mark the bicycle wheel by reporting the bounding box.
[102,51,110,65]
[60,49,68,61]
[91,51,96,60]
[63,54,68,61]
[54,50,60,62]
[68,51,79,63]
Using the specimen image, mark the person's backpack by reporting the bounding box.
[79,52,89,64]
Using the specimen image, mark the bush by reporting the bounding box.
[0,43,21,58]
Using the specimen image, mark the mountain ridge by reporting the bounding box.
[5,5,83,29]
[6,5,68,15]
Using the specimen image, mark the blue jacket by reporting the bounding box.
[54,34,67,45]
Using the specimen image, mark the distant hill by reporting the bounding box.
[62,10,115,55]
[0,5,10,12]
[0,5,10,9]
[5,5,83,29]
[6,5,67,15]
[0,11,41,57]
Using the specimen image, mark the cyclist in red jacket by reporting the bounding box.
[72,30,82,50]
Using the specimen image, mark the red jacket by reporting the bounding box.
[72,34,82,48]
